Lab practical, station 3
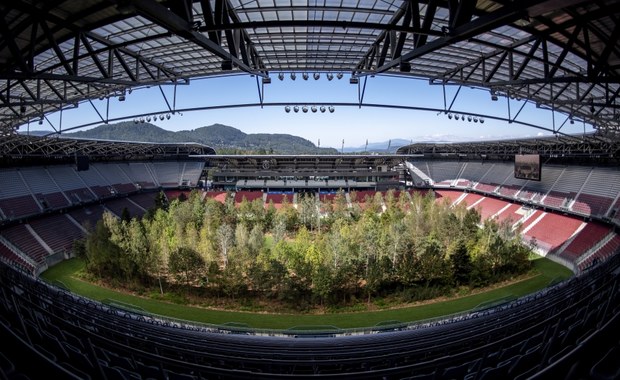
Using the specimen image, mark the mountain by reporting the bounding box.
[37,122,338,155]
[342,138,412,153]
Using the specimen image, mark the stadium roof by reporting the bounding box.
[396,131,620,158]
[0,133,215,160]
[1,0,619,136]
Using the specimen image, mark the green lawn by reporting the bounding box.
[40,256,573,331]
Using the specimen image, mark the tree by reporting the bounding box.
[450,239,472,286]
[216,223,234,268]
[169,247,204,289]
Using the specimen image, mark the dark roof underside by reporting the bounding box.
[0,0,619,136]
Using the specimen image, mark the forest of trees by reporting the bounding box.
[78,189,532,310]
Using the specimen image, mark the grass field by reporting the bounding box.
[41,256,573,330]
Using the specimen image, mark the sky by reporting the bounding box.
[26,74,595,149]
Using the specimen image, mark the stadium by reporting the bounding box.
[1,1,620,379]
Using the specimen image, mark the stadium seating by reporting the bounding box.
[522,213,584,252]
[557,223,611,261]
[0,224,49,265]
[28,215,85,255]
[103,198,146,219]
[0,248,618,379]
[266,193,294,209]
[234,190,264,204]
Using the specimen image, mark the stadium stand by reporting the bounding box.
[493,203,526,225]
[68,205,107,232]
[234,191,264,204]
[556,223,612,262]
[471,197,510,221]
[28,215,85,255]
[266,192,294,209]
[522,213,585,253]
[0,224,50,265]
[0,248,618,379]
[47,165,97,204]
[103,198,146,219]
[20,168,71,210]
[127,192,158,211]
[204,191,228,204]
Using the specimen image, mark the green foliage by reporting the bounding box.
[81,188,533,309]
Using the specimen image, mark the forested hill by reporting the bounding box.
[64,122,338,155]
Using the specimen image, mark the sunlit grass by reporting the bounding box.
[40,256,572,330]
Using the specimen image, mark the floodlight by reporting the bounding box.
[311,106,317,113]
[278,73,285,81]
[159,114,165,120]
[303,73,309,80]
[490,90,498,101]
[473,117,478,123]
[262,77,271,84]
[166,114,171,120]
[139,117,145,123]
[294,106,299,113]
[290,73,296,80]
[328,106,335,113]
[467,115,472,122]
[454,114,460,120]
[313,72,320,80]
[133,118,139,124]
[327,73,334,81]
[320,106,326,113]
[146,116,151,122]
[118,94,126,101]
[479,117,485,124]
[448,113,453,120]
[302,106,308,113]
[350,77,359,84]
[570,118,574,124]
[285,106,291,113]
[38,118,43,125]
[336,72,343,79]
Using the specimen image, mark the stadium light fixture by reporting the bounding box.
[159,114,164,121]
[285,106,291,113]
[350,77,359,84]
[320,106,326,113]
[313,72,320,80]
[336,72,343,80]
[328,106,335,113]
[293,106,298,113]
[448,113,453,120]
[166,113,171,120]
[311,106,317,113]
[454,114,459,120]
[262,77,271,84]
[290,73,296,80]
[302,106,308,113]
[133,118,139,124]
[490,90,498,101]
[479,117,485,124]
[303,73,309,80]
[473,116,478,123]
[327,73,334,81]
[278,73,285,81]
